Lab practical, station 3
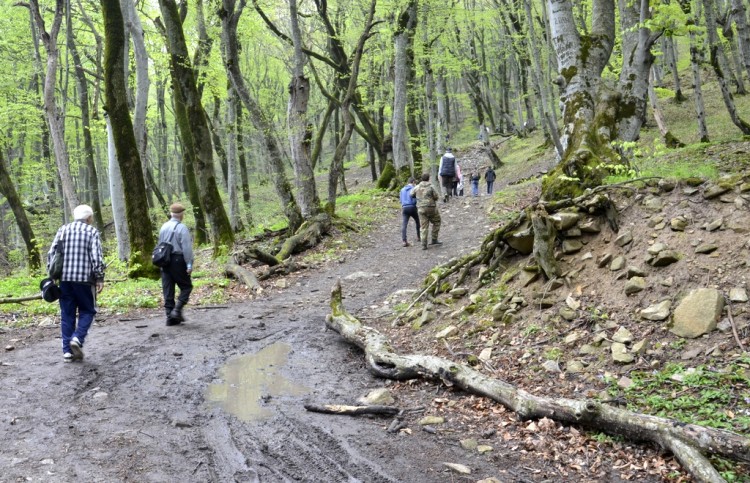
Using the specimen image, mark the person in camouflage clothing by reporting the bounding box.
[410,173,442,250]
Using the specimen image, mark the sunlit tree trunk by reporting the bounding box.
[102,0,156,276]
[288,0,321,219]
[226,85,243,232]
[391,0,416,177]
[0,151,40,270]
[105,115,130,260]
[29,0,80,211]
[160,0,235,251]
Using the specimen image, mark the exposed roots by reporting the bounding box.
[327,281,749,483]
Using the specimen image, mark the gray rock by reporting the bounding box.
[632,339,649,354]
[670,217,688,231]
[661,277,674,287]
[648,242,668,255]
[671,288,724,338]
[579,344,598,355]
[642,196,663,212]
[581,251,593,261]
[640,300,671,321]
[443,463,471,475]
[598,253,613,268]
[651,250,680,267]
[618,376,634,389]
[562,239,583,254]
[551,212,580,230]
[727,213,750,234]
[614,231,633,247]
[683,187,700,196]
[450,287,468,298]
[626,266,647,278]
[542,360,561,373]
[420,416,445,425]
[740,182,750,193]
[625,277,646,295]
[564,227,582,237]
[730,287,748,303]
[611,342,635,363]
[658,179,677,192]
[695,243,718,254]
[559,307,577,321]
[648,216,665,228]
[680,346,703,360]
[717,318,732,332]
[579,219,601,233]
[703,183,732,199]
[706,218,723,232]
[491,303,508,321]
[519,270,540,287]
[506,226,534,255]
[435,325,458,339]
[612,326,634,343]
[610,256,626,271]
[566,361,585,373]
[358,388,395,405]
[460,439,478,451]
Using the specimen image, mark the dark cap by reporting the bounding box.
[40,278,61,303]
[170,203,186,214]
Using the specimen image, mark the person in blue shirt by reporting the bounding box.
[399,178,421,247]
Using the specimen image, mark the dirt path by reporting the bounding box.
[1,188,540,482]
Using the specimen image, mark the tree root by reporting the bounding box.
[224,262,261,292]
[327,281,749,482]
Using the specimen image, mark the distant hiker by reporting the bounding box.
[453,162,463,197]
[470,171,480,197]
[485,166,496,194]
[159,203,194,326]
[399,178,421,247]
[410,173,442,250]
[438,148,457,202]
[47,204,105,362]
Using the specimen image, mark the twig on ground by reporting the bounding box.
[391,278,438,327]
[726,300,747,352]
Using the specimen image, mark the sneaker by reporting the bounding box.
[70,337,84,360]
[63,352,73,362]
[403,241,410,247]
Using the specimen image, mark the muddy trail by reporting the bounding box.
[0,188,543,482]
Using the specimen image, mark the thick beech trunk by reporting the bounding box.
[102,0,156,277]
[731,0,750,81]
[0,151,40,270]
[160,0,235,252]
[328,281,750,482]
[391,2,415,176]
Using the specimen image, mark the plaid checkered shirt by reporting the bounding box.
[47,221,105,284]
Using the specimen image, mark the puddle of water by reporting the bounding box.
[206,342,309,421]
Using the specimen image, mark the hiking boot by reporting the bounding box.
[403,241,410,247]
[443,194,449,203]
[166,317,182,326]
[422,245,428,250]
[430,240,442,245]
[169,301,186,324]
[63,352,73,363]
[70,337,84,361]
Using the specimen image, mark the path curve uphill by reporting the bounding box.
[0,192,524,482]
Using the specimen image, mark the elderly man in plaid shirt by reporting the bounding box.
[47,205,105,362]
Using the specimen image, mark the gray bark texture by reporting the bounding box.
[105,115,131,261]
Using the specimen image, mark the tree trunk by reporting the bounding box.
[226,85,243,233]
[662,36,685,102]
[702,0,750,134]
[327,281,750,483]
[101,0,156,277]
[288,0,321,219]
[67,0,105,231]
[221,0,303,233]
[648,68,685,148]
[160,0,235,252]
[688,8,710,142]
[731,0,750,82]
[0,151,41,270]
[121,0,152,207]
[541,0,616,200]
[105,115,131,261]
[391,2,415,177]
[30,0,80,211]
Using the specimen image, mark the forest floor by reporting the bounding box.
[1,141,749,482]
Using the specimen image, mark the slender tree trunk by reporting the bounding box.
[30,0,80,211]
[288,0,321,219]
[236,105,251,205]
[226,85,243,233]
[662,36,685,101]
[731,0,750,81]
[649,68,685,148]
[0,151,41,270]
[160,0,235,251]
[688,4,710,142]
[702,0,750,134]
[221,0,302,232]
[101,0,156,276]
[67,0,104,231]
[105,115,131,260]
[391,1,416,176]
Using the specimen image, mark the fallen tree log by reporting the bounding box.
[327,280,749,483]
[224,262,261,292]
[304,404,400,417]
[243,213,333,268]
[0,294,42,304]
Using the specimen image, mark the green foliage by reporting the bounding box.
[615,360,750,433]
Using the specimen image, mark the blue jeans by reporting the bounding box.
[401,205,421,242]
[471,180,479,196]
[59,282,97,354]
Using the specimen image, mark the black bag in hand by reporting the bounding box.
[48,229,66,280]
[152,224,177,267]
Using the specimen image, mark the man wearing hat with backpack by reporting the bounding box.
[159,203,194,326]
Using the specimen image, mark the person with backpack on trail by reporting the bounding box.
[159,203,194,326]
[438,148,457,203]
[485,166,497,194]
[410,173,442,250]
[399,178,421,247]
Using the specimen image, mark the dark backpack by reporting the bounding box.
[152,223,178,267]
